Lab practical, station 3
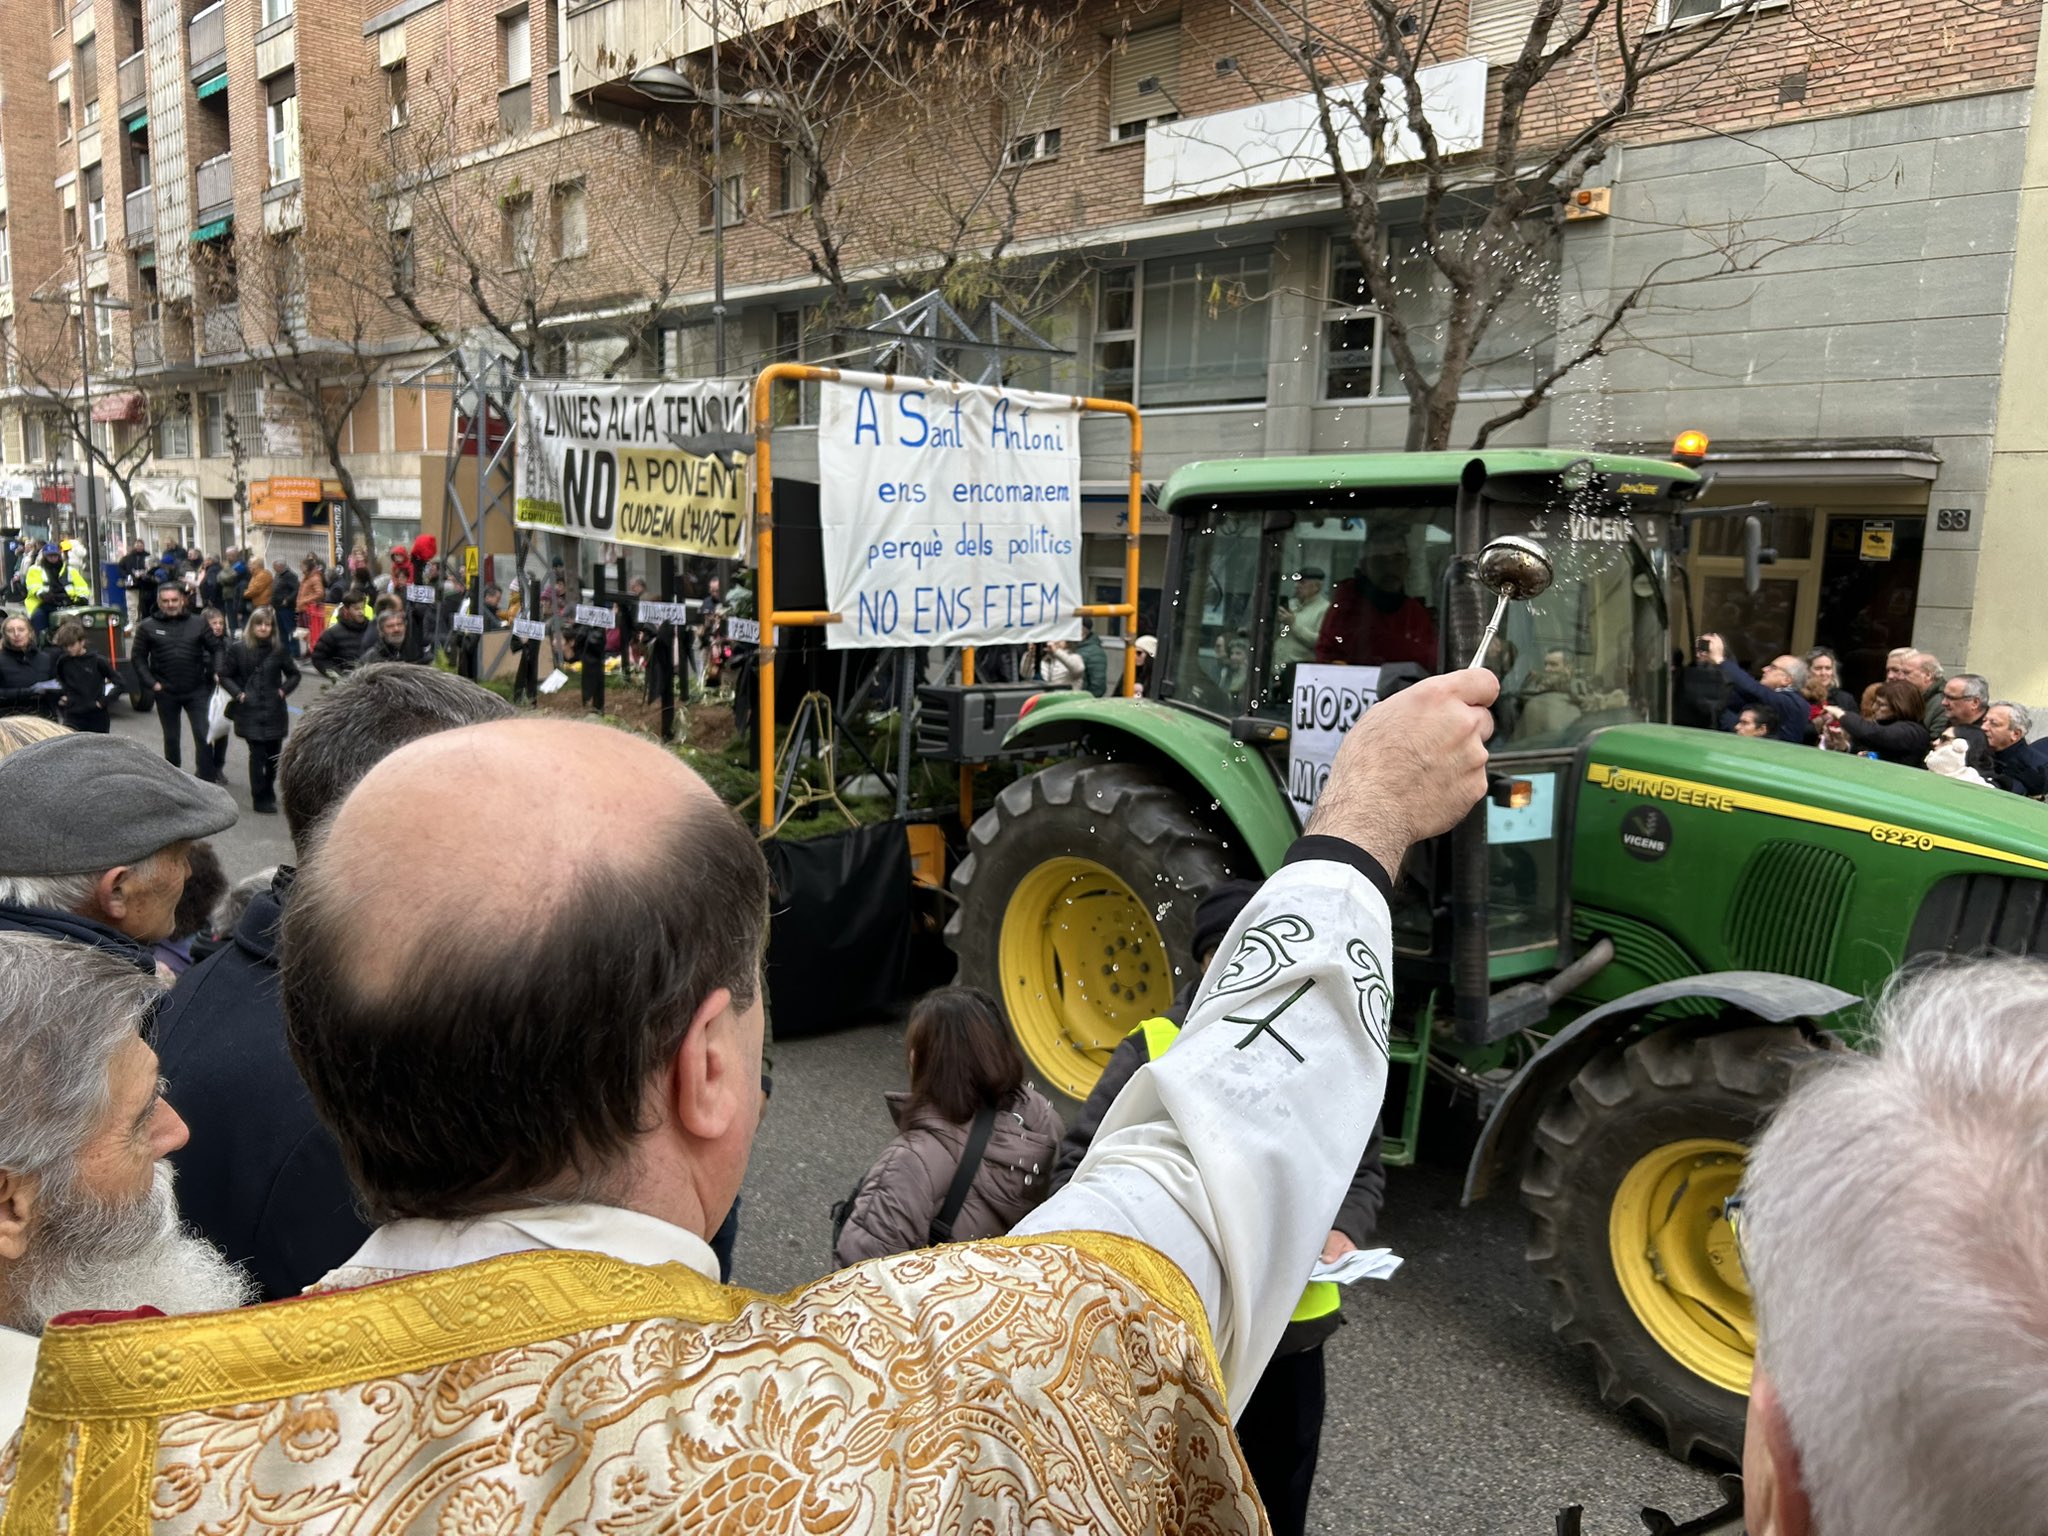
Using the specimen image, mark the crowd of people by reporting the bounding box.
[0,657,2032,1534]
[1686,635,2048,796]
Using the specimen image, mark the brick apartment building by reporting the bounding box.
[0,0,2043,695]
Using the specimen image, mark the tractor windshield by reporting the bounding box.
[1165,500,1455,717]
[1161,493,1671,752]
[1483,506,1671,753]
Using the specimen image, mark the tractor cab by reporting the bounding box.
[1151,450,1699,973]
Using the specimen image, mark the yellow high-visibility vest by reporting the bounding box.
[1130,1017,1341,1324]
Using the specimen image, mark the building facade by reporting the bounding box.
[0,0,2038,697]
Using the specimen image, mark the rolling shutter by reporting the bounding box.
[1110,24,1180,130]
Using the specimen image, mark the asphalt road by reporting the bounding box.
[107,676,315,881]
[112,686,1728,1534]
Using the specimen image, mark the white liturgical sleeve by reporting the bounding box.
[1018,853,1394,1415]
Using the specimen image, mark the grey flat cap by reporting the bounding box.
[0,734,238,876]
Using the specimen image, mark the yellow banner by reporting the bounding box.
[614,447,748,559]
[516,448,747,560]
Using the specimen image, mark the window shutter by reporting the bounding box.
[1467,0,1541,65]
[1110,24,1180,129]
[379,23,407,68]
[1009,81,1058,138]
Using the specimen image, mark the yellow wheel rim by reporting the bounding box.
[998,856,1175,1099]
[1609,1137,1755,1396]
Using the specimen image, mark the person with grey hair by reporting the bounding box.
[1739,960,2048,1536]
[1934,670,1995,777]
[1983,701,2046,796]
[0,734,238,972]
[153,665,516,1300]
[0,934,254,1439]
[1700,633,1811,743]
[1904,650,1950,735]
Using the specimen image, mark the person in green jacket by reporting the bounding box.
[1076,616,1109,697]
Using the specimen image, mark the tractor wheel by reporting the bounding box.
[946,758,1232,1103]
[1520,1025,1821,1464]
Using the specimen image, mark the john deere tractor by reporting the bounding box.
[946,444,2048,1462]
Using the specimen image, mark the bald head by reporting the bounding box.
[321,719,724,992]
[282,718,770,1222]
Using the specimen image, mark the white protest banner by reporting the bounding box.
[635,600,689,626]
[725,617,760,644]
[405,584,436,604]
[514,380,751,560]
[1287,663,1381,824]
[818,371,1082,650]
[450,614,486,635]
[575,604,616,628]
[512,618,547,641]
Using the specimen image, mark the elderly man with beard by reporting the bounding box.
[0,935,253,1439]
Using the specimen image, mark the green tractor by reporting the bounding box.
[946,445,2048,1462]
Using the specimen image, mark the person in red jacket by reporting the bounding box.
[1314,528,1438,668]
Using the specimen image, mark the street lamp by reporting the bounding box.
[627,48,729,376]
[622,36,783,378]
[29,245,131,601]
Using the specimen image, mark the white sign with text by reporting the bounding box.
[1287,664,1382,825]
[817,372,1083,650]
[513,379,751,559]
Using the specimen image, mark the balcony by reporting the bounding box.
[194,152,234,225]
[498,82,532,138]
[199,301,241,358]
[124,186,154,247]
[188,2,226,82]
[118,51,147,121]
[133,320,162,368]
[565,0,833,107]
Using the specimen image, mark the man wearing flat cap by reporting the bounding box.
[0,733,238,972]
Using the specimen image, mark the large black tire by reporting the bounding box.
[1520,1025,1819,1464]
[945,758,1233,1102]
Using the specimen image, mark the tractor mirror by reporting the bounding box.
[1742,515,1777,595]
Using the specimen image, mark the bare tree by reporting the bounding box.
[700,0,1108,354]
[207,208,398,560]
[350,70,711,379]
[1,278,192,549]
[1226,0,1833,449]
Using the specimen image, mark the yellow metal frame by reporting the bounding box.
[750,363,1144,833]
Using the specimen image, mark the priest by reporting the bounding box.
[0,671,1496,1533]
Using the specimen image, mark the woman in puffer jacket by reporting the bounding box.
[833,987,1062,1267]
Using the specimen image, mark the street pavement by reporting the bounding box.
[107,676,321,882]
[112,687,1726,1534]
